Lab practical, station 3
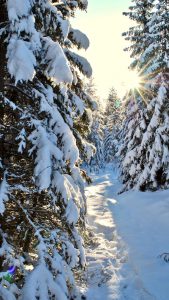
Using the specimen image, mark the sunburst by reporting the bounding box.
[123,70,141,91]
[122,68,155,107]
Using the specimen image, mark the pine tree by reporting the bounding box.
[0,1,92,299]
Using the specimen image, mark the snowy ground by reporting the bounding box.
[84,164,169,300]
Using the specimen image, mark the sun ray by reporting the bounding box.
[123,70,141,91]
[122,66,158,108]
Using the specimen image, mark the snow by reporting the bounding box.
[65,197,79,225]
[115,189,169,300]
[22,263,68,300]
[58,16,70,41]
[7,38,36,83]
[7,0,31,21]
[65,50,92,78]
[72,93,85,115]
[84,164,169,300]
[0,173,9,215]
[83,140,96,162]
[0,286,16,300]
[28,124,63,190]
[15,128,26,153]
[44,37,73,84]
[70,28,90,50]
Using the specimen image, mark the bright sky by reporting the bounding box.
[72,0,134,100]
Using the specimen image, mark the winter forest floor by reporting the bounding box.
[83,164,169,300]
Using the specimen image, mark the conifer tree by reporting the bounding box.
[72,76,97,166]
[0,1,92,299]
[142,0,169,76]
[82,78,104,172]
[118,94,148,191]
[104,88,123,163]
[89,108,104,172]
[123,0,154,71]
[120,0,169,192]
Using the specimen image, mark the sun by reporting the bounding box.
[117,70,143,98]
[123,70,141,91]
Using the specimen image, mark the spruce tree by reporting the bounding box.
[83,78,104,172]
[142,0,169,76]
[0,1,92,299]
[120,0,169,192]
[104,88,123,163]
[72,77,97,167]
[89,108,104,172]
[123,0,154,71]
[118,94,148,191]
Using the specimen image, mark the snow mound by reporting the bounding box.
[84,165,169,300]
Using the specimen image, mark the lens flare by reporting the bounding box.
[8,266,16,274]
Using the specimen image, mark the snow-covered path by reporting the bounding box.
[84,166,127,300]
[84,165,169,300]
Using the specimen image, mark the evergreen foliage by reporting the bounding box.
[104,88,123,163]
[123,0,155,71]
[120,0,169,192]
[84,78,105,172]
[89,109,104,172]
[0,0,93,299]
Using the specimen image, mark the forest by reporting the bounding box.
[0,0,168,299]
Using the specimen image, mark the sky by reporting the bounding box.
[72,0,134,100]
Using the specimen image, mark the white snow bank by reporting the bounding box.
[115,188,169,300]
[85,164,169,300]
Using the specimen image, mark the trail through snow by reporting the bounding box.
[84,164,169,300]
